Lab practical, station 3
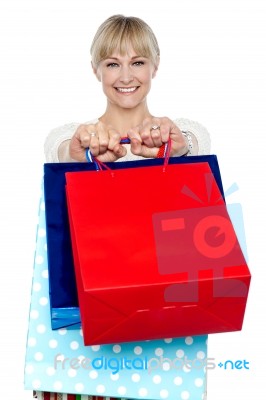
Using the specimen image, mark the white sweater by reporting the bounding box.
[44,118,211,163]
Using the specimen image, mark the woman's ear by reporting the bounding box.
[152,56,160,79]
[91,61,101,82]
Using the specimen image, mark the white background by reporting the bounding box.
[0,0,265,398]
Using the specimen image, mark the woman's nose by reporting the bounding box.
[119,66,133,84]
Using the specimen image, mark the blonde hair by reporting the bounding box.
[90,15,160,67]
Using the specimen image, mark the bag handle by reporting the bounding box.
[85,137,172,172]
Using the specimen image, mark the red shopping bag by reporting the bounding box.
[66,159,251,345]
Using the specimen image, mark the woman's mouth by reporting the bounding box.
[115,86,139,93]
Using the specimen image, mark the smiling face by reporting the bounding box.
[93,48,159,110]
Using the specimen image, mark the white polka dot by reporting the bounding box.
[132,373,141,382]
[162,362,171,371]
[53,381,63,390]
[113,344,121,353]
[134,346,143,355]
[34,352,43,361]
[117,386,127,395]
[110,373,119,381]
[139,388,148,397]
[185,336,193,345]
[36,324,46,333]
[30,310,39,319]
[176,349,185,358]
[77,355,85,362]
[27,337,37,347]
[195,378,204,387]
[79,329,83,337]
[174,376,183,386]
[33,282,41,292]
[49,339,58,349]
[41,269,48,278]
[153,375,161,384]
[35,255,44,264]
[160,389,169,398]
[91,345,100,351]
[183,365,191,373]
[32,379,41,389]
[25,365,34,375]
[70,341,79,350]
[39,296,48,306]
[89,370,98,379]
[197,351,205,360]
[164,338,173,343]
[46,367,56,376]
[68,369,77,378]
[96,384,105,394]
[155,347,163,356]
[75,383,84,392]
[58,328,67,335]
[181,391,190,399]
[38,228,46,237]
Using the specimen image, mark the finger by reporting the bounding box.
[130,137,158,158]
[113,142,127,159]
[69,134,87,162]
[129,137,142,155]
[158,118,172,143]
[108,128,122,150]
[69,124,93,161]
[96,122,109,155]
[149,125,163,148]
[139,119,155,147]
[77,124,94,147]
[127,127,142,143]
[88,132,100,156]
[142,118,164,148]
[169,126,188,156]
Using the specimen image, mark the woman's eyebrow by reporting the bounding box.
[106,55,145,60]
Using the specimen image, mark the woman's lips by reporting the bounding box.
[115,86,139,93]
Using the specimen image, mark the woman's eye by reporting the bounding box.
[107,63,119,68]
[133,61,144,66]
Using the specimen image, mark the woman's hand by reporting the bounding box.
[127,116,189,158]
[69,121,127,162]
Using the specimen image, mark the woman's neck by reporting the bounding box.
[98,103,152,135]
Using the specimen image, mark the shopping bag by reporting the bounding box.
[24,185,208,400]
[65,158,251,346]
[44,155,225,330]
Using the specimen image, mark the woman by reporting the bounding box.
[44,14,210,164]
[39,14,208,400]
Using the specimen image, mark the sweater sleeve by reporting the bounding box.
[174,118,211,155]
[44,122,80,162]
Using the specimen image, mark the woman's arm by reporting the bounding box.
[174,118,211,155]
[44,117,211,162]
[44,122,80,162]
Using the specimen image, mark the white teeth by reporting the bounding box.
[116,87,137,93]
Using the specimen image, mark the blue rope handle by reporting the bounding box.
[85,137,170,170]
